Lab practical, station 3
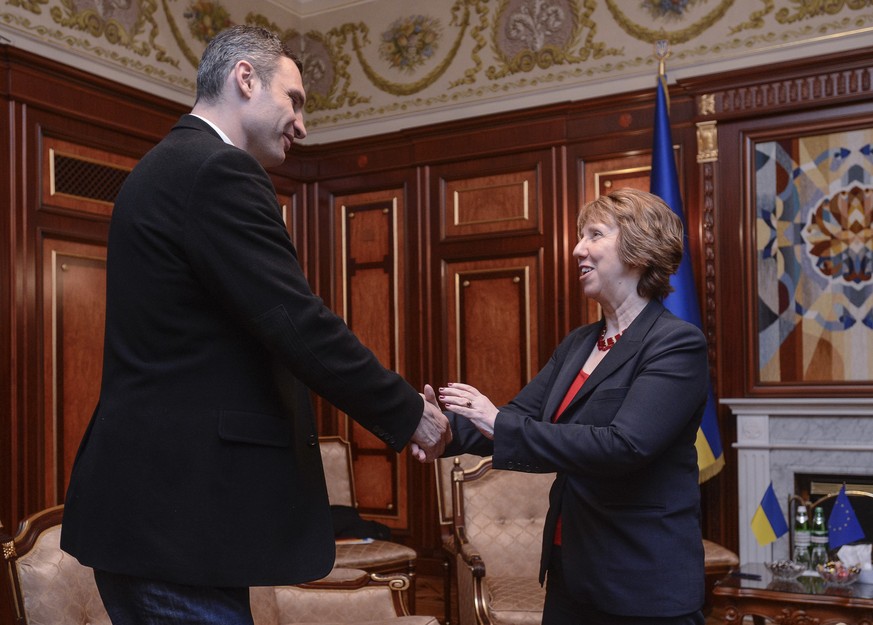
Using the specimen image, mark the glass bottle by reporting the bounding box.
[793,504,812,570]
[810,506,829,571]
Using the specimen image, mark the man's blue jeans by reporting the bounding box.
[94,569,254,625]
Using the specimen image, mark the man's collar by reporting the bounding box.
[189,114,234,146]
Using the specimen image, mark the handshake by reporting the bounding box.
[409,383,498,462]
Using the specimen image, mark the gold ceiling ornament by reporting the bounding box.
[245,13,369,113]
[50,0,176,65]
[604,0,735,44]
[6,0,47,15]
[336,0,488,96]
[487,0,620,81]
[728,0,774,34]
[161,0,201,68]
[777,0,872,24]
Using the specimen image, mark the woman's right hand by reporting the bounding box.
[439,382,497,439]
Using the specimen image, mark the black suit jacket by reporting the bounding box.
[445,300,707,616]
[61,116,422,587]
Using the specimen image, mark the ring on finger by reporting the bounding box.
[466,400,472,408]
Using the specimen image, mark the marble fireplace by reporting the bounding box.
[722,398,873,564]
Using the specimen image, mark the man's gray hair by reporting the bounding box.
[195,25,302,104]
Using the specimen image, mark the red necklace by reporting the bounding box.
[597,326,623,351]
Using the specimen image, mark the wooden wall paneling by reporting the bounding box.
[444,257,540,406]
[23,116,149,523]
[313,169,426,548]
[40,238,106,508]
[0,67,19,546]
[1,46,183,565]
[429,148,559,374]
[332,189,408,529]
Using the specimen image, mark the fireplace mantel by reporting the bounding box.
[722,398,873,564]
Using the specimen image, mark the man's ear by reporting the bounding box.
[233,60,257,99]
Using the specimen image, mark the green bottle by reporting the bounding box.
[793,505,811,569]
[810,506,829,571]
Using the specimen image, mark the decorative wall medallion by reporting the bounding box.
[184,0,233,44]
[51,0,173,63]
[244,13,369,113]
[379,14,441,74]
[605,0,735,44]
[335,0,487,97]
[488,0,615,79]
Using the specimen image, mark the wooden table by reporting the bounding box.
[712,563,873,625]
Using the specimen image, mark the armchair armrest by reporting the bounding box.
[458,542,486,579]
[270,568,415,622]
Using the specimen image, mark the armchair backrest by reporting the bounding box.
[451,458,554,579]
[434,454,484,548]
[320,436,356,508]
[1,505,110,625]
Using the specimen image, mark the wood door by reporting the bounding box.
[332,188,409,529]
[40,239,107,508]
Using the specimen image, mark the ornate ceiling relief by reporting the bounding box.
[330,0,489,97]
[604,0,736,44]
[1,0,871,138]
[487,0,621,80]
[245,14,369,112]
[51,0,176,65]
[6,0,49,15]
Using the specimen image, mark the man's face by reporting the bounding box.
[241,56,307,168]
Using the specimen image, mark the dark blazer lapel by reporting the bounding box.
[553,300,666,420]
[541,324,599,421]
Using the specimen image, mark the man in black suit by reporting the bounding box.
[61,25,450,625]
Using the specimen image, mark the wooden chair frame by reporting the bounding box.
[2,505,66,625]
[319,435,417,611]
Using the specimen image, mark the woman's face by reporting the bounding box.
[572,219,640,308]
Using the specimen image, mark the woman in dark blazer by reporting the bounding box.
[431,188,708,625]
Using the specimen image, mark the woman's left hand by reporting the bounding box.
[439,382,498,439]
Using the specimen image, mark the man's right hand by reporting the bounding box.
[410,384,452,462]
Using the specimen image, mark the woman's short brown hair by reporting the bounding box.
[577,188,684,301]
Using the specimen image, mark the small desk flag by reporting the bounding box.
[751,482,788,546]
[827,485,865,549]
[650,70,724,483]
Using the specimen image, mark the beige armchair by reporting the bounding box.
[319,436,418,610]
[1,505,437,625]
[447,457,553,625]
[439,455,738,623]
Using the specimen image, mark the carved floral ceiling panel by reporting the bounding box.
[1,0,871,142]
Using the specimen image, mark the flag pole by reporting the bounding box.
[649,40,725,484]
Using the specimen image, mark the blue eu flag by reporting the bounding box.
[650,73,724,483]
[828,485,865,549]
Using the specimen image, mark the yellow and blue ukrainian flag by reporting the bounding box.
[650,70,725,483]
[751,482,789,545]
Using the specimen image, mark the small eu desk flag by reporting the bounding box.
[650,67,724,483]
[828,485,865,549]
[751,482,789,546]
